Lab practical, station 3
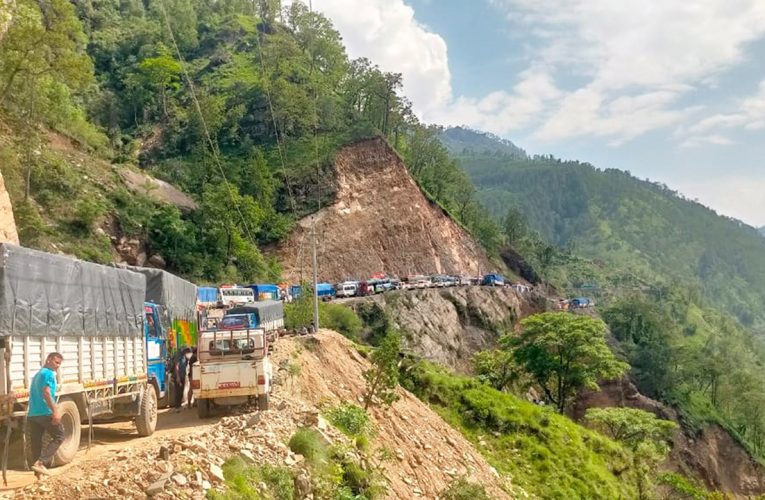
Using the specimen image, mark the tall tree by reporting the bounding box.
[504,312,629,413]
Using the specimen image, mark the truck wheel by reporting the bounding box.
[257,394,269,411]
[197,398,210,419]
[135,386,158,437]
[53,399,81,466]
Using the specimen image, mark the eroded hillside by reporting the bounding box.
[271,138,496,282]
[349,286,547,371]
[0,170,17,244]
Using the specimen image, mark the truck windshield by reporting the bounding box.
[219,316,248,330]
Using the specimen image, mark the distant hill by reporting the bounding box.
[451,141,765,329]
[760,226,765,237]
[439,127,527,159]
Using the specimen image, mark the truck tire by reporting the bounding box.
[197,398,210,419]
[23,401,80,468]
[257,393,269,411]
[135,386,157,437]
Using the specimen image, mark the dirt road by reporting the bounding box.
[0,406,218,493]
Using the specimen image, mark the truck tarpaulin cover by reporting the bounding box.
[116,265,197,321]
[0,244,145,337]
[228,300,284,324]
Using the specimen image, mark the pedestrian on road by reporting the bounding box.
[27,352,65,477]
[186,347,197,409]
[173,347,191,413]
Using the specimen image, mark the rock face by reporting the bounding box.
[271,137,495,282]
[0,170,19,245]
[349,286,547,372]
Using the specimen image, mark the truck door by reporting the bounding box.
[144,304,167,398]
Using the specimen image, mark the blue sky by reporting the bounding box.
[304,0,765,226]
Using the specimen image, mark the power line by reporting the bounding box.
[156,0,256,244]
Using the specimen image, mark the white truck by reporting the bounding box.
[0,244,157,467]
[194,327,272,418]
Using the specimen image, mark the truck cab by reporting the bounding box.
[144,302,170,404]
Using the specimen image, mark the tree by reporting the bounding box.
[585,408,677,499]
[472,349,516,392]
[503,206,528,245]
[504,312,629,413]
[363,330,401,410]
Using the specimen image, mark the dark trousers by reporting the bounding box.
[173,377,186,408]
[27,415,65,466]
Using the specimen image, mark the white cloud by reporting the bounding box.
[302,0,765,146]
[677,176,765,226]
[677,80,765,146]
[489,0,765,143]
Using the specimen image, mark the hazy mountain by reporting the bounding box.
[439,126,527,159]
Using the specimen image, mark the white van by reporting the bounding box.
[336,281,359,298]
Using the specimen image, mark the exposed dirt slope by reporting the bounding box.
[0,170,18,244]
[574,378,765,496]
[271,137,495,282]
[279,330,511,498]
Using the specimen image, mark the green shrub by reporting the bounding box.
[208,456,294,500]
[440,478,491,500]
[326,404,371,437]
[288,428,327,466]
[320,303,363,341]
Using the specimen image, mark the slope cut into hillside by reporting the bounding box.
[271,137,495,282]
[0,170,18,244]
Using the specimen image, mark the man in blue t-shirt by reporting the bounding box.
[27,352,65,476]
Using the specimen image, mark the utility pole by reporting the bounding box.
[311,222,319,332]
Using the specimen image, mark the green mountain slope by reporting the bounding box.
[440,127,527,159]
[449,149,765,330]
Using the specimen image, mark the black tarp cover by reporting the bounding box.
[0,244,146,337]
[116,265,197,321]
[227,300,284,324]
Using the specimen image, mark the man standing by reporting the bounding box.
[172,347,191,413]
[27,352,65,476]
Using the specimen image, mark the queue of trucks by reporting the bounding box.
[0,244,284,468]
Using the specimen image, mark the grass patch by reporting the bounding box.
[326,403,372,438]
[440,478,491,500]
[401,360,637,499]
[288,428,327,467]
[207,456,294,500]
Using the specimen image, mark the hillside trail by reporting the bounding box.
[1,330,511,499]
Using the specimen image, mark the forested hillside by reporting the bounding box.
[447,132,765,331]
[441,128,765,463]
[0,0,503,282]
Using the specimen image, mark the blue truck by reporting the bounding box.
[223,301,285,338]
[317,282,336,301]
[247,283,281,301]
[482,273,505,287]
[120,266,198,408]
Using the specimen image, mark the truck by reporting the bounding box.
[316,282,336,301]
[224,301,285,343]
[247,284,280,302]
[117,266,198,408]
[218,285,255,307]
[0,244,156,467]
[482,273,505,287]
[194,326,272,417]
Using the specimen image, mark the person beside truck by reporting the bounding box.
[26,353,64,476]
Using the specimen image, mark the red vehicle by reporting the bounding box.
[357,280,375,296]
